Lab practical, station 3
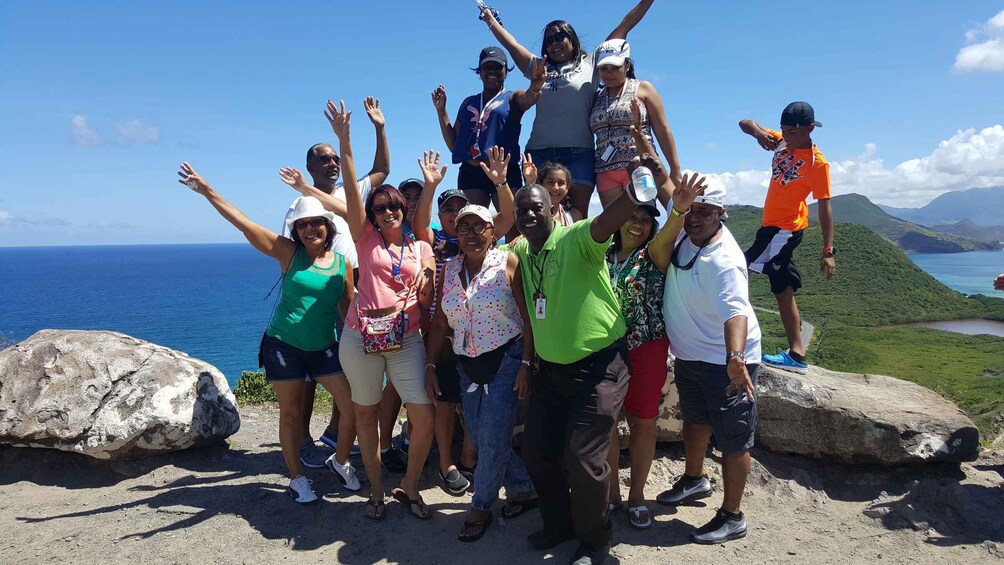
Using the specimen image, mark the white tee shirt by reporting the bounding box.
[662,225,762,365]
[281,177,372,268]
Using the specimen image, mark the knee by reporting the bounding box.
[354,405,379,427]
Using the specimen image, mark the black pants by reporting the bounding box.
[522,340,630,550]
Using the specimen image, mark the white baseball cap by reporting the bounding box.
[285,196,336,234]
[693,183,729,219]
[596,39,630,67]
[455,204,493,226]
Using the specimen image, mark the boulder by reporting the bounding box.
[756,365,979,465]
[0,330,240,460]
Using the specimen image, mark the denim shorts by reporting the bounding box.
[674,358,759,453]
[527,147,596,187]
[261,335,343,382]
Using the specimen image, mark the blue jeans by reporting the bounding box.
[527,147,596,187]
[458,339,535,510]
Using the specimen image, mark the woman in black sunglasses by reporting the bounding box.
[479,0,655,219]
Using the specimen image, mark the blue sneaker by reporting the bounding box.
[762,351,808,374]
[299,438,327,469]
[319,429,361,456]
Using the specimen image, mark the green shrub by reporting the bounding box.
[233,370,334,409]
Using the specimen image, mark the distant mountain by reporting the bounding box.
[931,220,1004,243]
[808,193,999,253]
[878,186,1004,227]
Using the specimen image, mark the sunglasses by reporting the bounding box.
[372,203,403,214]
[314,154,340,164]
[296,218,326,230]
[543,30,570,47]
[456,222,491,235]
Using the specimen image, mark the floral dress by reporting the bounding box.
[607,244,666,350]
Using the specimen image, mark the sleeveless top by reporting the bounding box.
[606,244,666,350]
[589,79,654,174]
[267,247,346,351]
[451,90,522,164]
[440,248,522,357]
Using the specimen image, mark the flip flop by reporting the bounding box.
[392,487,431,520]
[502,496,539,519]
[628,505,652,529]
[364,497,386,521]
[458,512,494,543]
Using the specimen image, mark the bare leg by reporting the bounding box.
[720,450,751,514]
[354,403,383,499]
[568,182,595,219]
[315,374,355,465]
[683,422,713,478]
[379,381,402,450]
[626,415,657,507]
[597,187,623,209]
[400,402,435,499]
[272,380,308,479]
[775,288,805,357]
[300,381,317,443]
[607,426,622,506]
[325,398,341,437]
[435,401,459,476]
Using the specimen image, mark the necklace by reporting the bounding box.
[670,224,722,271]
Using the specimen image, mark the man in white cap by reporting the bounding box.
[654,181,762,545]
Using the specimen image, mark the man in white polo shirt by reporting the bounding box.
[654,181,762,545]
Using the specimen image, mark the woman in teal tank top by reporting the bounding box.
[178,162,358,504]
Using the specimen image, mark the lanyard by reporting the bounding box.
[604,81,629,132]
[530,250,551,297]
[609,247,638,281]
[460,256,486,291]
[382,233,408,284]
[475,89,507,134]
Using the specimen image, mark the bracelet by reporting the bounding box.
[670,206,686,218]
[529,89,542,96]
[494,180,509,188]
[425,363,437,371]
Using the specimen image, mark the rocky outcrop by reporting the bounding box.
[0,330,240,460]
[755,365,979,465]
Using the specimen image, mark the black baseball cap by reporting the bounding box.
[478,46,508,67]
[437,189,469,210]
[780,101,822,128]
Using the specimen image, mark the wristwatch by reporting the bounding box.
[823,246,837,257]
[726,350,745,364]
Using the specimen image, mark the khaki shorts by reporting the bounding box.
[339,327,431,407]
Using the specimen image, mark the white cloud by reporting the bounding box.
[116,119,160,144]
[70,115,101,147]
[954,11,1004,72]
[0,210,9,222]
[708,125,1004,208]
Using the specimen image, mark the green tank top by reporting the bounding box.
[266,247,346,351]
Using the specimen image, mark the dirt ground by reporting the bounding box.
[1,404,1002,565]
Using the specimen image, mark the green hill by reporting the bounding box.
[725,205,1004,437]
[806,193,998,253]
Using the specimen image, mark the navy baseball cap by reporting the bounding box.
[780,101,822,127]
[478,46,508,67]
[397,178,425,191]
[437,189,469,210]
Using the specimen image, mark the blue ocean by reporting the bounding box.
[2,245,1002,389]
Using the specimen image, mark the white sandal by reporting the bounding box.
[628,505,652,529]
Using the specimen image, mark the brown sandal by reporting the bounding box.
[364,497,385,521]
[392,488,431,520]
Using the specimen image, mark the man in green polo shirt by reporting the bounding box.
[509,182,643,565]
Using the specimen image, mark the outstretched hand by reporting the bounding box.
[479,146,511,185]
[521,152,537,185]
[431,85,447,113]
[363,96,384,127]
[671,172,708,213]
[278,167,312,194]
[177,162,210,194]
[325,99,351,139]
[418,150,447,187]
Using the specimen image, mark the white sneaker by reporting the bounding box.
[326,454,362,492]
[287,475,318,504]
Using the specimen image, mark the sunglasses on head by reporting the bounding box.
[314,154,340,164]
[296,218,326,230]
[372,203,403,214]
[456,222,491,235]
[543,30,570,47]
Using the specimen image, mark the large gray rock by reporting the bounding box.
[0,330,240,460]
[756,365,979,465]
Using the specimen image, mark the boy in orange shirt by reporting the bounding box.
[738,101,836,373]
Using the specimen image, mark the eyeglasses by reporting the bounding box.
[314,154,340,164]
[456,222,491,235]
[372,203,403,214]
[543,30,570,47]
[295,218,326,230]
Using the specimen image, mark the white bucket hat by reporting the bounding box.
[285,196,336,234]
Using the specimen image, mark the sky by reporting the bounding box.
[2,0,1004,247]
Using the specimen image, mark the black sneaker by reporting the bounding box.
[381,447,408,474]
[527,528,576,551]
[570,542,610,565]
[439,468,471,495]
[691,509,747,544]
[656,475,712,506]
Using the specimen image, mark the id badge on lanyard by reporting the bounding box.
[533,291,546,319]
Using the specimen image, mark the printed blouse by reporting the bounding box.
[440,248,522,357]
[589,78,654,174]
[607,244,666,350]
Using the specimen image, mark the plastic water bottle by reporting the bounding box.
[774,140,787,153]
[630,165,658,202]
[477,0,503,27]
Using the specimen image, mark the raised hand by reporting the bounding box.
[177,162,210,194]
[478,145,511,185]
[521,152,537,185]
[528,55,547,87]
[278,167,311,193]
[417,150,447,188]
[756,130,781,151]
[431,85,447,113]
[363,96,385,127]
[325,99,351,139]
[479,4,499,28]
[671,172,708,213]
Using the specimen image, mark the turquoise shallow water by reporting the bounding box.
[908,249,1004,297]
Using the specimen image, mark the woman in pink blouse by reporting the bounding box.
[425,204,538,543]
[328,100,437,521]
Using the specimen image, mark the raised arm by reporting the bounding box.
[636,83,681,189]
[278,167,348,218]
[629,99,674,209]
[479,7,534,74]
[738,118,781,151]
[606,0,655,41]
[178,162,295,265]
[361,96,390,187]
[431,85,459,152]
[413,150,447,245]
[512,56,547,112]
[647,172,708,273]
[326,100,367,242]
[478,146,516,235]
